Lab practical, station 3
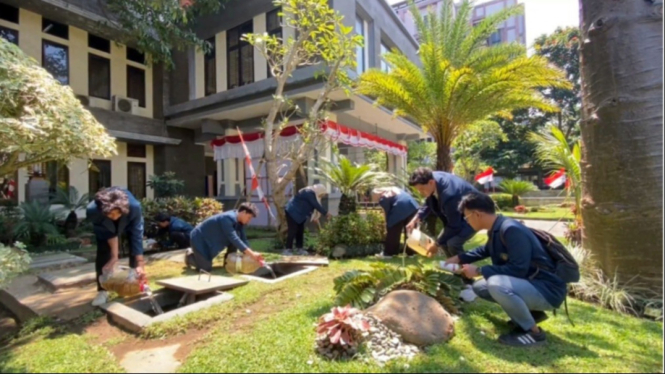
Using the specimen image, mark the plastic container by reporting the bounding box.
[406,228,436,257]
[99,266,145,297]
[225,251,265,274]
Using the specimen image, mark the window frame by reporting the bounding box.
[127,162,147,200]
[266,8,282,77]
[0,3,19,24]
[88,160,112,195]
[0,25,19,45]
[126,65,146,108]
[88,53,111,100]
[204,37,217,96]
[42,39,70,85]
[227,20,254,89]
[42,18,69,40]
[355,15,369,74]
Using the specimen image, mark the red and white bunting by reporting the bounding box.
[475,167,494,185]
[237,128,275,219]
[544,168,567,189]
[211,121,407,161]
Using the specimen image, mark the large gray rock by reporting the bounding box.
[366,290,455,346]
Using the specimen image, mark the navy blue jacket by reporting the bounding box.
[190,210,249,262]
[378,190,419,229]
[285,189,327,224]
[417,172,478,245]
[459,215,567,308]
[86,188,144,256]
[168,217,193,236]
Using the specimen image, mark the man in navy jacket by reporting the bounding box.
[444,192,567,347]
[406,168,479,258]
[86,187,145,307]
[155,213,194,249]
[186,203,263,272]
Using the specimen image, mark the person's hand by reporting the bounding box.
[461,264,480,279]
[425,242,438,258]
[326,213,333,220]
[312,218,320,225]
[406,218,419,233]
[134,255,146,281]
[102,257,118,273]
[246,249,264,263]
[445,256,461,265]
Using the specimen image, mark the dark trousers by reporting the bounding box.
[384,213,417,256]
[285,212,305,250]
[170,232,190,249]
[96,237,136,292]
[186,243,237,272]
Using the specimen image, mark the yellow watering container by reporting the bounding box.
[406,228,436,257]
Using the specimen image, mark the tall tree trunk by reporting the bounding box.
[579,0,663,294]
[436,142,454,172]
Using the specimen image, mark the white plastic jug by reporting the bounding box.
[406,228,436,257]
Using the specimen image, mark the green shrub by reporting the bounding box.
[0,205,20,245]
[141,196,223,229]
[0,242,31,287]
[147,172,185,198]
[490,193,514,210]
[14,201,59,248]
[316,211,386,257]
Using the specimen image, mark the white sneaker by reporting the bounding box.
[282,250,294,256]
[296,249,310,256]
[460,286,477,303]
[92,291,109,307]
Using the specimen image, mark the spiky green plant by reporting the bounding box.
[316,156,393,215]
[499,179,537,207]
[14,201,59,247]
[358,0,571,171]
[333,262,462,314]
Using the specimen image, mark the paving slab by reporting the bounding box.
[157,275,248,295]
[120,344,182,373]
[29,253,87,270]
[37,258,129,291]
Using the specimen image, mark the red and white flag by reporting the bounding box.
[237,128,275,219]
[544,168,567,189]
[475,167,494,185]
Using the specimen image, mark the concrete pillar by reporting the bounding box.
[17,155,29,204]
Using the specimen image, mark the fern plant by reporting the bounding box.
[14,201,59,247]
[498,179,537,207]
[333,262,462,314]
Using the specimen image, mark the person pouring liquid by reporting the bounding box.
[372,187,420,259]
[283,184,332,256]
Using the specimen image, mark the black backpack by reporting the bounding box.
[500,223,580,325]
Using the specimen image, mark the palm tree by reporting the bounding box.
[579,0,662,292]
[498,179,537,207]
[358,0,570,171]
[50,187,89,237]
[316,156,392,215]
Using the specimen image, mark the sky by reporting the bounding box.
[387,0,580,53]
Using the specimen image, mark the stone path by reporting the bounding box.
[120,344,182,373]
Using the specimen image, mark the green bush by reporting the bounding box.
[141,196,223,229]
[490,193,514,210]
[316,211,386,257]
[14,201,59,248]
[0,242,31,287]
[147,172,185,198]
[0,205,20,245]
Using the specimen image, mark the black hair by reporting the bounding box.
[155,213,171,223]
[95,188,130,215]
[238,202,259,217]
[458,192,496,215]
[408,167,435,186]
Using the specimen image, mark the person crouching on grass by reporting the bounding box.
[444,192,567,347]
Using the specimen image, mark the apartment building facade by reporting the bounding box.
[1,0,424,226]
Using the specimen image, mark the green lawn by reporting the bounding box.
[1,235,662,373]
[501,206,574,221]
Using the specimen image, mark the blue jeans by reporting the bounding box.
[473,275,554,331]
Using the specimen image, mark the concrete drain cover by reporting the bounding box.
[241,263,319,284]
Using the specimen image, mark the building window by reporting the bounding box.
[227,20,254,89]
[43,161,69,196]
[42,18,68,40]
[127,143,147,158]
[127,162,147,199]
[89,54,111,99]
[266,8,282,77]
[89,160,111,195]
[0,4,19,23]
[42,40,69,85]
[88,34,110,53]
[355,15,367,74]
[488,30,502,45]
[235,158,246,194]
[0,26,18,45]
[127,47,145,64]
[204,37,216,96]
[127,66,146,108]
[380,42,390,73]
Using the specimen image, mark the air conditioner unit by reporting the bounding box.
[112,95,139,114]
[75,95,90,106]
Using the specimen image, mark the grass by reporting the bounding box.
[0,235,662,373]
[501,206,574,221]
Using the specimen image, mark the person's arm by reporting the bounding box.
[306,190,328,216]
[437,197,465,245]
[480,228,532,279]
[239,226,249,245]
[220,217,249,252]
[417,203,430,221]
[458,245,490,264]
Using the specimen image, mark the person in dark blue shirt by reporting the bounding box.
[155,213,194,249]
[86,187,145,307]
[284,184,331,256]
[186,203,263,272]
[444,192,567,347]
[373,187,419,258]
